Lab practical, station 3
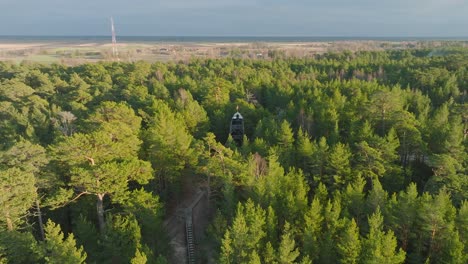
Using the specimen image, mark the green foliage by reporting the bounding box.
[456,201,468,258]
[220,200,266,264]
[131,249,148,264]
[325,142,352,191]
[0,168,36,230]
[70,158,152,198]
[277,222,300,264]
[276,120,294,168]
[0,230,41,263]
[0,139,48,174]
[387,183,419,252]
[101,214,145,264]
[41,219,87,264]
[263,242,277,264]
[174,88,209,138]
[354,141,386,180]
[254,154,309,225]
[342,175,366,225]
[219,230,233,264]
[416,190,464,263]
[266,206,278,247]
[295,128,315,179]
[122,189,167,257]
[337,218,361,264]
[302,198,323,260]
[361,208,406,264]
[311,137,329,181]
[143,99,194,190]
[72,215,99,261]
[51,101,152,232]
[0,49,467,263]
[366,178,389,215]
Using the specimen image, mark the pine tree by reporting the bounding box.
[341,175,366,226]
[220,200,266,263]
[418,190,463,263]
[101,214,145,263]
[361,208,406,264]
[366,178,388,215]
[174,88,209,138]
[144,100,194,192]
[311,137,329,179]
[254,153,309,225]
[282,168,310,225]
[276,120,294,168]
[314,182,329,205]
[131,249,148,264]
[354,141,386,180]
[52,102,152,233]
[198,132,244,200]
[263,242,277,264]
[0,139,49,238]
[303,198,323,261]
[251,137,269,158]
[369,89,403,136]
[243,200,267,252]
[337,218,361,264]
[41,220,87,264]
[266,206,278,247]
[277,222,300,264]
[325,142,352,191]
[388,183,419,251]
[72,215,99,261]
[380,128,404,192]
[122,189,166,258]
[255,153,284,205]
[295,128,315,178]
[71,155,152,232]
[222,174,237,218]
[456,201,467,258]
[319,198,343,263]
[219,230,233,264]
[299,255,313,264]
[0,168,36,231]
[63,73,92,112]
[0,230,41,263]
[247,251,261,264]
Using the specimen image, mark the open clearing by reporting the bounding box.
[0,39,448,65]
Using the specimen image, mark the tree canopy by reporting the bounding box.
[0,46,467,263]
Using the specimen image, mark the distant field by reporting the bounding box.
[0,39,466,64]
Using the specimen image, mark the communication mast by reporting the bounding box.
[110,17,119,60]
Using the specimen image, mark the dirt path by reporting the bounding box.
[163,176,211,264]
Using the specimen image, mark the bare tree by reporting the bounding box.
[52,111,77,136]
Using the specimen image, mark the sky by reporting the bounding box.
[0,0,468,36]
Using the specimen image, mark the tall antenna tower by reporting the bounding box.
[110,17,119,59]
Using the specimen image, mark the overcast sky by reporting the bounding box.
[1,0,467,36]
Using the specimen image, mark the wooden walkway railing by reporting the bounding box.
[185,209,196,264]
[184,190,206,264]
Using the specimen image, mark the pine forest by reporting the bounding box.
[0,47,467,264]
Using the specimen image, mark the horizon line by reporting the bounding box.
[1,34,468,38]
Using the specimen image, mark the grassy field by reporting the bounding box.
[0,40,464,65]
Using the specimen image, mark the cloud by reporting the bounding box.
[157,0,258,9]
[0,0,467,36]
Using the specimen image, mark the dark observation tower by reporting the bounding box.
[230,108,244,146]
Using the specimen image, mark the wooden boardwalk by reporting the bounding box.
[185,208,196,264]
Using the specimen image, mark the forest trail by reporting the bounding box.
[163,178,210,264]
